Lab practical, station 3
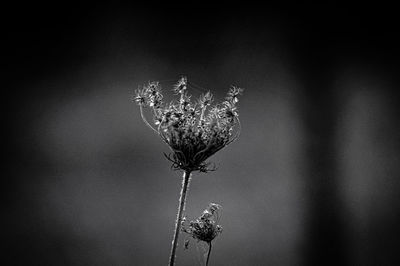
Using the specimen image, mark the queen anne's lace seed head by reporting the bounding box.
[134,77,242,172]
[181,203,223,244]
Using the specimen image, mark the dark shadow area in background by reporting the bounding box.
[287,10,399,264]
[292,41,350,266]
[4,3,400,265]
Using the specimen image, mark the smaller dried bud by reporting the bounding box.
[181,203,223,244]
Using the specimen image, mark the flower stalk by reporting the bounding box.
[169,170,191,266]
[206,242,212,266]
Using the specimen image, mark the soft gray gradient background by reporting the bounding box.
[6,3,400,266]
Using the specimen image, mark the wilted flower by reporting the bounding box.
[181,203,223,244]
[134,77,242,173]
[181,203,223,265]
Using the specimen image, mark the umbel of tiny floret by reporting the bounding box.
[181,203,223,244]
[134,77,242,172]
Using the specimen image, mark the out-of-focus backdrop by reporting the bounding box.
[5,3,400,265]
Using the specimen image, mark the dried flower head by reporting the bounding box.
[133,87,147,106]
[173,76,188,95]
[134,77,242,172]
[181,203,223,244]
[199,91,213,108]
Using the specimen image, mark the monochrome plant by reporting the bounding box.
[133,77,242,265]
[181,203,223,266]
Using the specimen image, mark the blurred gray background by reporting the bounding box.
[5,3,400,266]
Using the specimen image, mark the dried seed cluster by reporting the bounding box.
[134,77,242,172]
[181,203,223,243]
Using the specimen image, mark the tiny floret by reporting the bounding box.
[226,86,243,103]
[199,91,213,108]
[173,76,188,95]
[133,87,147,106]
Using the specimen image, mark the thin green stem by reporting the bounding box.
[169,170,192,266]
